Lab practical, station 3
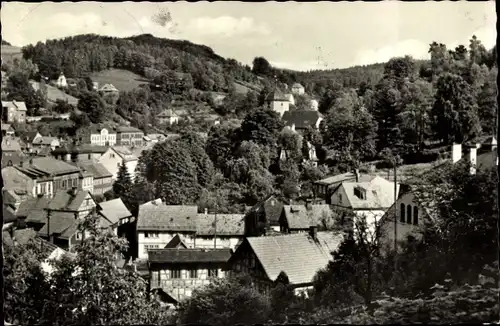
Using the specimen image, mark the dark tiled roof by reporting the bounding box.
[47,189,90,211]
[164,234,188,249]
[282,205,335,230]
[38,211,78,238]
[19,157,81,175]
[137,200,198,232]
[265,89,289,102]
[116,126,143,133]
[99,198,132,225]
[315,172,376,186]
[3,205,17,224]
[196,214,245,236]
[246,194,285,226]
[282,110,322,130]
[18,131,41,143]
[17,196,50,218]
[148,248,232,264]
[239,232,343,285]
[52,144,108,154]
[77,162,112,178]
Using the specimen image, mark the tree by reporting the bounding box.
[77,91,106,124]
[277,129,302,161]
[113,161,133,204]
[177,273,271,325]
[179,131,215,188]
[5,71,46,115]
[476,67,497,135]
[240,107,284,147]
[52,99,75,114]
[431,73,481,144]
[252,56,273,76]
[206,124,239,171]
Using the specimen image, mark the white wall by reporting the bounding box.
[98,149,137,181]
[138,231,196,259]
[271,101,290,117]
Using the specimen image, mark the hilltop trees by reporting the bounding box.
[77,91,107,123]
[240,107,284,147]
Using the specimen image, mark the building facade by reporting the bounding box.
[89,127,117,146]
[116,126,144,147]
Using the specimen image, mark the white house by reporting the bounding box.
[265,90,290,117]
[98,146,138,181]
[284,93,295,106]
[157,109,179,125]
[310,99,319,111]
[56,73,67,88]
[89,126,117,146]
[329,174,400,237]
[291,83,305,95]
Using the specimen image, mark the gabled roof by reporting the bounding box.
[38,211,79,239]
[76,162,112,178]
[237,232,343,285]
[2,100,27,111]
[19,157,81,176]
[115,126,143,133]
[246,194,285,225]
[196,214,245,236]
[157,109,178,118]
[315,172,376,186]
[3,205,17,224]
[265,89,289,102]
[339,176,400,210]
[164,234,188,249]
[137,199,198,232]
[282,110,322,130]
[98,84,118,92]
[52,144,109,155]
[282,204,335,230]
[47,189,92,211]
[148,248,232,264]
[18,131,42,143]
[111,146,138,162]
[33,136,59,146]
[2,137,22,151]
[99,198,132,225]
[292,83,304,89]
[17,196,50,218]
[1,123,14,131]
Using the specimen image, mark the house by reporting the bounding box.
[143,133,167,146]
[98,198,133,237]
[98,146,138,181]
[89,125,117,146]
[229,229,343,294]
[310,99,319,111]
[2,136,24,167]
[115,126,144,147]
[285,93,295,106]
[1,123,15,136]
[157,109,179,125]
[195,211,245,250]
[2,188,30,212]
[2,157,83,198]
[282,110,323,133]
[92,81,99,90]
[279,203,336,234]
[98,84,119,95]
[17,131,42,152]
[52,144,109,163]
[304,141,319,166]
[291,83,305,95]
[265,90,290,117]
[56,73,67,88]
[244,194,286,236]
[329,174,400,237]
[74,162,113,195]
[148,248,232,303]
[313,170,376,202]
[136,199,199,259]
[32,136,61,151]
[2,100,27,123]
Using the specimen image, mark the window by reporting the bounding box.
[208,269,219,278]
[110,153,115,158]
[145,232,150,238]
[88,154,91,159]
[413,206,419,225]
[406,205,412,224]
[76,232,82,240]
[117,162,121,167]
[189,269,198,278]
[339,194,343,204]
[144,244,159,253]
[7,160,12,166]
[171,269,181,279]
[62,180,67,189]
[400,204,406,223]
[249,256,256,268]
[73,179,77,187]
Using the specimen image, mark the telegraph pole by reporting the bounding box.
[214,201,218,249]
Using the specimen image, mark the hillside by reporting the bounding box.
[90,69,150,92]
[1,45,23,65]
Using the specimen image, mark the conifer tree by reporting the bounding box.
[113,161,133,203]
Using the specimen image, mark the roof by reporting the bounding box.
[47,189,91,211]
[476,150,498,171]
[99,84,119,92]
[137,200,198,232]
[89,124,115,134]
[196,214,245,236]
[265,89,289,102]
[38,211,79,239]
[18,131,41,143]
[99,198,132,225]
[33,136,59,146]
[52,144,109,155]
[1,123,14,131]
[2,137,22,151]
[282,204,335,230]
[292,83,304,88]
[17,196,50,218]
[77,162,112,178]
[157,109,178,118]
[315,172,376,186]
[116,126,143,133]
[18,157,81,176]
[2,100,27,111]
[340,176,400,209]
[148,248,232,264]
[282,110,322,130]
[3,205,17,224]
[246,194,285,225]
[240,232,343,285]
[164,234,188,249]
[111,146,138,162]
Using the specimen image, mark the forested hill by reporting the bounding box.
[2,39,12,46]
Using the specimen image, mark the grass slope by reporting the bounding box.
[90,69,150,92]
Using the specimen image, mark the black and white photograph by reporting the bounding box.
[1,1,498,324]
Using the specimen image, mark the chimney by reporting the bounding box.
[204,208,208,215]
[452,143,462,164]
[354,168,360,183]
[309,226,318,240]
[469,146,477,175]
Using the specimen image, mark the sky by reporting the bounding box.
[1,1,496,71]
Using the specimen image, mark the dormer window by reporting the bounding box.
[354,186,366,200]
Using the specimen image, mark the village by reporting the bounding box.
[2,2,498,325]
